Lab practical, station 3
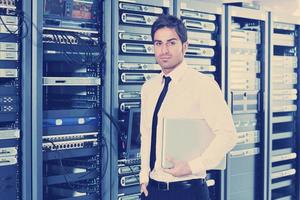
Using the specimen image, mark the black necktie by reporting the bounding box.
[150,76,172,171]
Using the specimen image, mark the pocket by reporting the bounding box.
[193,183,210,200]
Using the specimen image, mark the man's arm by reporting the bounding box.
[139,85,151,184]
[188,79,237,174]
[164,79,237,176]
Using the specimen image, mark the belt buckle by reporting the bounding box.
[158,182,169,191]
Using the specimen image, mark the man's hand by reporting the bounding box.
[140,183,149,197]
[163,157,192,177]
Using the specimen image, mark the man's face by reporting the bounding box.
[153,27,188,74]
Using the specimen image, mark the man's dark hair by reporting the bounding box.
[151,14,187,43]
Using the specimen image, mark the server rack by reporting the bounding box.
[224,5,268,200]
[0,0,29,199]
[177,1,225,199]
[110,0,172,199]
[268,13,300,200]
[32,0,105,199]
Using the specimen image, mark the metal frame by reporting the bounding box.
[32,0,44,199]
[22,0,33,199]
[111,0,173,199]
[268,12,300,200]
[225,5,268,200]
[266,11,273,200]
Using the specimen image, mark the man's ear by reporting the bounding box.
[182,42,189,55]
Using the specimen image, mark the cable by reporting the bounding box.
[0,10,29,40]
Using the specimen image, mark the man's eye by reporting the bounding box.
[171,41,176,45]
[168,41,176,46]
[154,42,162,46]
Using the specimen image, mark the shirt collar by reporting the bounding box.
[160,60,188,84]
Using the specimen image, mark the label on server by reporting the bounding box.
[0,156,17,166]
[0,147,17,157]
[236,130,260,145]
[118,62,161,71]
[118,165,141,175]
[189,65,216,72]
[231,30,260,44]
[0,51,18,60]
[231,60,261,73]
[120,174,140,187]
[231,78,260,91]
[121,13,158,26]
[119,31,152,42]
[121,73,158,83]
[118,193,140,200]
[229,147,260,158]
[271,169,296,179]
[43,77,101,86]
[0,69,18,78]
[187,58,212,66]
[0,25,18,34]
[272,94,297,101]
[273,33,295,46]
[119,91,141,100]
[183,19,216,32]
[272,73,297,84]
[0,42,18,51]
[180,10,216,21]
[121,43,154,54]
[186,47,215,57]
[273,22,295,31]
[0,16,18,26]
[0,129,20,140]
[231,47,257,56]
[119,3,163,14]
[272,153,297,163]
[188,38,216,46]
[120,102,140,112]
[188,31,212,40]
[272,104,297,112]
[234,117,257,130]
[272,56,297,68]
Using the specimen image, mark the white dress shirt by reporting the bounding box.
[139,61,238,184]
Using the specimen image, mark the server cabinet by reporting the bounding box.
[32,0,105,199]
[0,0,29,199]
[268,13,300,200]
[177,1,225,199]
[224,5,268,200]
[110,0,172,199]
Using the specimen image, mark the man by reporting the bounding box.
[139,14,237,200]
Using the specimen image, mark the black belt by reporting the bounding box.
[149,178,206,191]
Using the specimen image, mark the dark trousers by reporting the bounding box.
[141,181,210,200]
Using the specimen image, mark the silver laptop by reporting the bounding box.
[161,118,226,170]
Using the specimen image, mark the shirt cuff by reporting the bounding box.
[139,171,149,185]
[188,157,206,174]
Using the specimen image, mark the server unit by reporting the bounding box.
[0,0,24,199]
[224,4,268,200]
[33,0,105,199]
[178,1,224,199]
[268,13,300,200]
[111,0,172,199]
